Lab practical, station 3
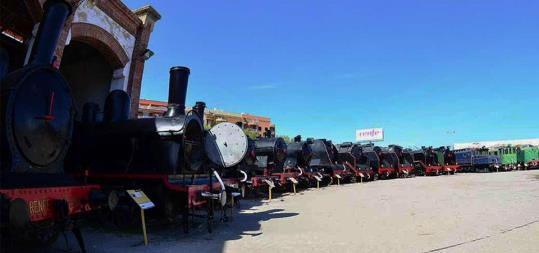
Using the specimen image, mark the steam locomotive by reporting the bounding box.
[67,65,248,232]
[433,146,459,174]
[411,147,443,176]
[0,1,100,250]
[335,142,374,182]
[282,136,313,187]
[351,145,397,180]
[235,134,292,194]
[388,145,415,177]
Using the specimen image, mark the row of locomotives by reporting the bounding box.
[236,134,291,196]
[0,1,101,251]
[354,145,397,180]
[433,146,459,174]
[411,147,443,176]
[388,145,415,178]
[335,142,375,182]
[488,145,539,171]
[320,139,356,185]
[66,65,248,233]
[305,139,345,187]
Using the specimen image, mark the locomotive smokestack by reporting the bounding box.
[29,0,72,65]
[165,66,190,117]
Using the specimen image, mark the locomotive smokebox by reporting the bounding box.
[165,66,190,117]
[29,0,72,65]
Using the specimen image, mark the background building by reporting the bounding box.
[454,138,539,149]
[0,0,160,118]
[139,99,276,137]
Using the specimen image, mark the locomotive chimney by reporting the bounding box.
[165,66,190,117]
[29,0,72,65]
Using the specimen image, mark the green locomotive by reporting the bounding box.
[488,145,539,170]
[493,146,518,171]
[517,145,539,169]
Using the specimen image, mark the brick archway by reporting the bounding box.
[69,22,129,69]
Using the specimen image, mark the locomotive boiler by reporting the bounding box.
[70,66,205,175]
[0,0,100,250]
[238,136,288,189]
[307,139,344,186]
[283,135,313,172]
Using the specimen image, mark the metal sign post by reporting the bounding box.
[127,190,155,246]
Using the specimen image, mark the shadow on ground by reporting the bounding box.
[40,198,298,253]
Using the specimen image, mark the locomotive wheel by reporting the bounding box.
[8,222,61,249]
[112,204,139,229]
[163,192,179,223]
[32,223,61,247]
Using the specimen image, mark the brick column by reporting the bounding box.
[127,5,160,118]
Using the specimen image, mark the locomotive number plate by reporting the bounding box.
[29,199,49,216]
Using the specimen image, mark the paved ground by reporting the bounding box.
[53,170,539,253]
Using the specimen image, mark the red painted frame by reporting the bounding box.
[0,184,100,222]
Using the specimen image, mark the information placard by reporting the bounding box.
[127,190,155,209]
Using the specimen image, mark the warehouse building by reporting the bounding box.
[139,98,276,137]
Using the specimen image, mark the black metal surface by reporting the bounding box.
[309,139,332,167]
[253,137,287,163]
[82,102,100,124]
[1,65,73,173]
[284,141,312,168]
[103,90,130,123]
[1,0,74,174]
[28,0,72,65]
[70,69,206,174]
[0,45,8,79]
[193,101,206,121]
[166,66,190,117]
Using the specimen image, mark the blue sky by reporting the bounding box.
[124,0,539,148]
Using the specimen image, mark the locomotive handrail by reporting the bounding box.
[239,170,248,182]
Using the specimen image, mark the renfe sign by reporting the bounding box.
[356,128,384,142]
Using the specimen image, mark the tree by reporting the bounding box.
[243,128,259,140]
[277,135,291,143]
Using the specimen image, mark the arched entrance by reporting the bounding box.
[60,41,113,120]
[59,22,130,121]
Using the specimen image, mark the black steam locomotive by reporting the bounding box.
[0,0,100,251]
[236,135,289,190]
[411,147,442,176]
[66,64,248,232]
[335,142,375,181]
[388,145,416,177]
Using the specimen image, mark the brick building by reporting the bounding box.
[139,99,276,137]
[0,0,160,118]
